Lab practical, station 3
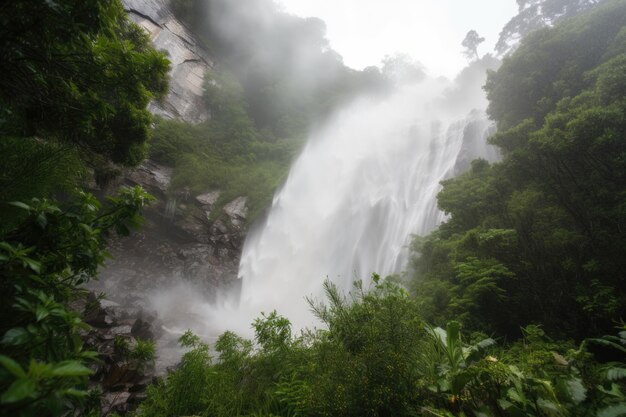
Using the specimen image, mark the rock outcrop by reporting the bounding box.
[123,0,212,123]
[73,293,161,415]
[95,161,246,296]
[92,161,248,374]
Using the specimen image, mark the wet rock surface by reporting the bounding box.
[77,294,162,415]
[90,160,248,379]
[122,0,213,123]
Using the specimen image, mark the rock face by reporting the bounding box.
[452,117,499,176]
[92,161,248,377]
[122,0,212,123]
[95,161,246,295]
[195,190,221,208]
[223,196,248,222]
[126,160,173,198]
[75,293,161,415]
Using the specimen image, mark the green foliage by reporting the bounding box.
[114,335,156,365]
[114,336,131,358]
[495,0,608,56]
[253,311,292,353]
[149,79,303,222]
[0,187,153,416]
[0,0,170,166]
[130,339,157,363]
[137,278,626,416]
[0,138,85,233]
[412,0,626,339]
[0,2,167,415]
[487,0,624,131]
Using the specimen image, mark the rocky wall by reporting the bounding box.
[123,0,212,123]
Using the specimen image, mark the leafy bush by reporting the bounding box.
[0,0,169,166]
[0,138,85,234]
[0,187,153,416]
[130,339,157,363]
[136,276,626,416]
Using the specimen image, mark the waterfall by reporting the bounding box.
[211,79,499,333]
[150,78,499,341]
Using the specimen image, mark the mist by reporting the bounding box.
[137,22,504,350]
[113,0,512,351]
[104,0,506,360]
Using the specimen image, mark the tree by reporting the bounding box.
[381,53,425,84]
[0,0,170,167]
[462,30,485,61]
[495,0,606,55]
[413,0,626,339]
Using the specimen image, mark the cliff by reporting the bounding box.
[123,0,212,123]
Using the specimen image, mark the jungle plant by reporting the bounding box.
[0,186,153,417]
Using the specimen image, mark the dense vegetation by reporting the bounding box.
[411,0,626,340]
[0,0,169,230]
[1,0,625,415]
[138,277,626,417]
[495,0,608,55]
[0,188,153,416]
[0,1,168,415]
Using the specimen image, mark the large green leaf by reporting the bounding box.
[8,201,31,211]
[565,377,587,405]
[1,328,30,346]
[0,355,26,378]
[23,257,42,273]
[1,378,36,404]
[536,398,562,416]
[35,305,50,322]
[607,367,626,381]
[51,361,92,377]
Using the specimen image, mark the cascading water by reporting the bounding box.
[193,78,500,335]
[144,77,500,359]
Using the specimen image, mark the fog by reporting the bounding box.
[147,83,499,351]
[131,0,507,360]
[277,0,518,78]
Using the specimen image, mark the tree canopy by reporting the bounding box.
[412,0,626,339]
[495,0,607,55]
[0,0,170,166]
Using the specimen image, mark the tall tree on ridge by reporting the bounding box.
[462,30,486,61]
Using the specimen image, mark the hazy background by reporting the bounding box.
[277,0,518,77]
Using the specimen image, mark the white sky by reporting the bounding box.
[276,0,519,79]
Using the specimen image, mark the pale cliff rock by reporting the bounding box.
[223,196,248,228]
[123,0,212,123]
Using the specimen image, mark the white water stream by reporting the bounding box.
[144,75,500,372]
[167,78,500,337]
